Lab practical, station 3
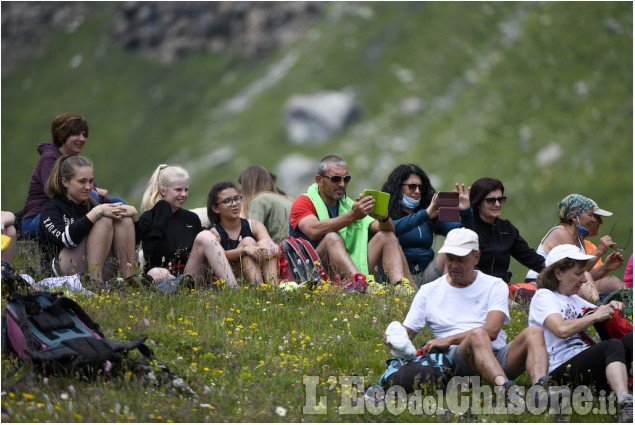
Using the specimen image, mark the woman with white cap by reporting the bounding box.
[528,244,632,422]
[525,194,624,302]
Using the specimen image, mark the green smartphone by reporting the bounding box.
[363,190,390,217]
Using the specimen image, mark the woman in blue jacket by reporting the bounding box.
[381,164,473,287]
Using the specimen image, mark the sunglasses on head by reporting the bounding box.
[484,196,507,205]
[402,183,423,191]
[215,195,243,207]
[319,174,351,183]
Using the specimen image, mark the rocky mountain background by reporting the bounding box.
[1,2,632,280]
[2,2,322,73]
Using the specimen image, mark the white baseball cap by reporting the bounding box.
[545,244,596,267]
[589,198,613,217]
[438,228,480,257]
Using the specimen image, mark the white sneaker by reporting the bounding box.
[385,321,416,360]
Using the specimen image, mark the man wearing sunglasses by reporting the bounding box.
[289,155,412,292]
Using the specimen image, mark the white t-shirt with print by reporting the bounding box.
[528,289,596,372]
[402,271,510,350]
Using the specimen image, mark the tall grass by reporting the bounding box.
[1,242,616,423]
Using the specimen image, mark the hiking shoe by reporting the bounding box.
[618,394,633,423]
[529,378,571,415]
[342,273,367,294]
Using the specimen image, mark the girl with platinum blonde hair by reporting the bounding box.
[138,164,237,289]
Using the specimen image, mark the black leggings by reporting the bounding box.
[550,332,632,393]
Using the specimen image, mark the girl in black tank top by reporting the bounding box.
[208,181,280,285]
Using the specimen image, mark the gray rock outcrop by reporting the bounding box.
[284,91,360,145]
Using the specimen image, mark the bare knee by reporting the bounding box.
[466,328,491,348]
[113,216,135,230]
[3,225,16,239]
[373,230,398,246]
[239,237,257,247]
[92,216,114,230]
[194,230,219,247]
[321,232,347,256]
[518,325,546,347]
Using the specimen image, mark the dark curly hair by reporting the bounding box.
[207,181,237,226]
[380,164,436,219]
[469,177,505,210]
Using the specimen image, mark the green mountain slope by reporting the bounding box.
[2,2,632,280]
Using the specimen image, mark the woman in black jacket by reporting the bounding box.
[39,155,137,284]
[469,177,545,283]
[138,164,237,289]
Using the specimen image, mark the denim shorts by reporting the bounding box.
[21,214,41,240]
[448,341,519,379]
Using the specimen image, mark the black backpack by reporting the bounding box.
[378,350,455,393]
[3,291,152,377]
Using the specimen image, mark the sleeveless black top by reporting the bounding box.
[214,218,255,250]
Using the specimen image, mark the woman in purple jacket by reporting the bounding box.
[21,113,124,239]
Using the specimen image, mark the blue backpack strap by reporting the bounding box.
[103,336,155,359]
[378,357,406,387]
[6,296,41,354]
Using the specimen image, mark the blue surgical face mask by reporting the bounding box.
[575,216,590,237]
[400,194,420,209]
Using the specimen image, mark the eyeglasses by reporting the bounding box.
[484,196,507,205]
[215,195,243,207]
[608,222,632,252]
[319,174,351,183]
[615,228,632,252]
[402,183,423,191]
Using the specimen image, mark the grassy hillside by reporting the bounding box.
[1,2,632,280]
[0,277,618,423]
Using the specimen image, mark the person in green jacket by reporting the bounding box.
[289,155,412,293]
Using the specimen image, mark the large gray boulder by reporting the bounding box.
[284,91,360,145]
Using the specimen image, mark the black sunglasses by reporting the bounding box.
[215,195,243,207]
[402,183,423,191]
[484,196,507,205]
[319,174,351,183]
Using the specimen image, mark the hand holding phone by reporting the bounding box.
[363,190,390,217]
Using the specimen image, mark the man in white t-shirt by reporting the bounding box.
[400,228,549,388]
